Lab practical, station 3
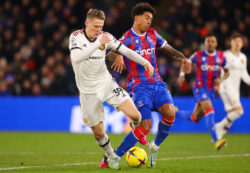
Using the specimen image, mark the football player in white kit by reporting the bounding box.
[68,9,154,168]
[216,33,250,139]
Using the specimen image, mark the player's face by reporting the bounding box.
[205,36,217,53]
[85,18,104,39]
[136,12,153,32]
[231,37,243,52]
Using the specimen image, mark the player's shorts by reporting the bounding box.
[132,82,174,120]
[79,78,130,127]
[219,85,241,111]
[193,86,215,103]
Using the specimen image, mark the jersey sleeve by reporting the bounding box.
[189,52,198,63]
[106,33,122,52]
[154,30,167,48]
[222,54,227,68]
[69,33,82,51]
[241,55,250,85]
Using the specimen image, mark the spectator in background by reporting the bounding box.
[0,0,249,96]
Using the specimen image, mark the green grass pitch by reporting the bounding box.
[0,132,250,173]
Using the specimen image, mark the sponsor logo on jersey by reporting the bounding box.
[136,47,155,56]
[201,64,220,71]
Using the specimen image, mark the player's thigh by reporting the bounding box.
[133,87,153,121]
[117,98,141,120]
[220,90,241,112]
[91,121,105,140]
[80,93,104,128]
[154,85,174,112]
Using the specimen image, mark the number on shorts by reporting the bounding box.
[113,87,126,97]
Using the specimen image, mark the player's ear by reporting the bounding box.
[85,20,88,27]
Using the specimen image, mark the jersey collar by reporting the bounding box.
[131,27,146,37]
[83,28,97,42]
[205,50,216,56]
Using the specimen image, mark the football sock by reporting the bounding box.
[96,134,114,157]
[220,110,242,129]
[204,108,217,143]
[115,125,148,157]
[175,110,192,121]
[154,116,175,146]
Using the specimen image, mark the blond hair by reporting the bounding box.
[86,8,105,20]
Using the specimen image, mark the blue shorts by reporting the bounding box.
[132,82,174,120]
[193,86,214,103]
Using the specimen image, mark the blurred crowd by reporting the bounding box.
[0,0,249,96]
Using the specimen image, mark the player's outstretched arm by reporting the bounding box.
[162,44,191,74]
[118,45,154,77]
[242,58,250,85]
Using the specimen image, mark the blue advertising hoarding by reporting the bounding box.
[0,97,249,133]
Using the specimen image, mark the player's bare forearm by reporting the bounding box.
[161,44,186,61]
[106,51,118,62]
[221,68,229,81]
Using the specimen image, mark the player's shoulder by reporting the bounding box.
[195,50,204,57]
[240,52,247,60]
[70,29,84,37]
[216,50,224,58]
[147,28,155,33]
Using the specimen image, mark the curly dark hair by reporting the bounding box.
[131,3,156,19]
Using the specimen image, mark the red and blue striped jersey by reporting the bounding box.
[120,27,167,91]
[190,50,227,90]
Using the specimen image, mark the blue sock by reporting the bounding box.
[205,112,218,143]
[154,121,172,146]
[175,110,192,121]
[115,131,138,157]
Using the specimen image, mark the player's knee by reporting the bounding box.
[93,131,105,140]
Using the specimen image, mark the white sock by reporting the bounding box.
[220,110,242,129]
[96,134,114,157]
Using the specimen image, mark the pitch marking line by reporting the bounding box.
[0,153,249,171]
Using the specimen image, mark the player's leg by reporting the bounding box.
[104,82,150,169]
[147,86,175,168]
[216,91,243,139]
[176,102,204,122]
[80,94,115,168]
[199,100,218,143]
[112,91,152,158]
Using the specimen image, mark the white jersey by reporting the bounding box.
[220,50,250,110]
[69,29,148,94]
[69,30,120,93]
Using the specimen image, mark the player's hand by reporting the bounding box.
[144,62,154,77]
[181,58,191,74]
[111,55,124,73]
[178,76,185,86]
[214,78,221,92]
[99,33,111,45]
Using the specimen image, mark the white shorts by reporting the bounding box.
[219,85,241,111]
[79,78,130,127]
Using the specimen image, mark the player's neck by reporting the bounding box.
[132,25,146,35]
[231,48,240,56]
[205,49,216,56]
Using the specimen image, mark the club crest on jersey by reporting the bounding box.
[241,59,244,64]
[99,45,105,50]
